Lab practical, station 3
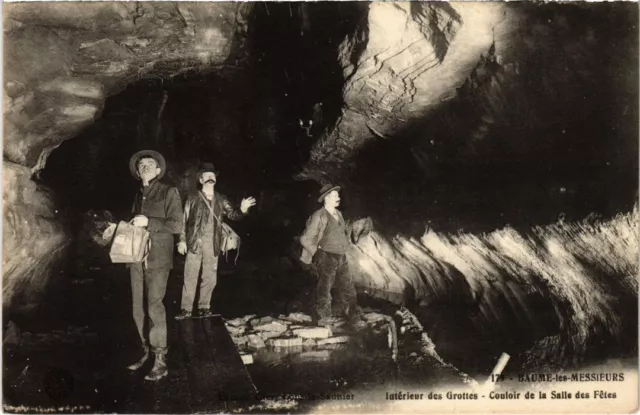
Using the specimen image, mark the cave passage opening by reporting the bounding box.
[40,2,367,279]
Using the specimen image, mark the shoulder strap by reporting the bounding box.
[199,191,223,224]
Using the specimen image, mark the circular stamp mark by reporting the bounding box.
[43,368,74,401]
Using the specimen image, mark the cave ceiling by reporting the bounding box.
[3,2,251,173]
[2,2,638,185]
[3,2,518,180]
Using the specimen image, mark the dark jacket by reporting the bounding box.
[131,179,183,270]
[179,190,245,256]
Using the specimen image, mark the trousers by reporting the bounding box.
[130,264,170,355]
[181,237,219,311]
[313,249,358,320]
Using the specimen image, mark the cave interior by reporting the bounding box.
[3,1,639,411]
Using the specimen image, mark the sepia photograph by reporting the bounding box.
[2,1,639,413]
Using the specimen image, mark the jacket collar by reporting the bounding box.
[140,177,159,190]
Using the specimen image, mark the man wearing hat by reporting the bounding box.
[299,184,364,328]
[127,150,183,381]
[175,162,256,320]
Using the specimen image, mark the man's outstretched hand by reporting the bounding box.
[240,197,257,213]
[177,241,187,255]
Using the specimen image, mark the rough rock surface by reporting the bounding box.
[3,163,70,311]
[227,312,391,354]
[3,2,250,311]
[302,2,512,180]
[4,2,251,171]
[347,208,639,365]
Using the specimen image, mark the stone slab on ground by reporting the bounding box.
[254,330,285,340]
[292,327,332,339]
[247,334,266,349]
[252,321,288,334]
[240,352,254,365]
[317,336,350,346]
[231,335,249,347]
[277,316,293,325]
[226,314,256,327]
[225,325,246,336]
[287,324,307,331]
[249,316,275,327]
[285,312,313,323]
[266,337,303,348]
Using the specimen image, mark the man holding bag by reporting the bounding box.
[175,162,256,320]
[127,150,183,381]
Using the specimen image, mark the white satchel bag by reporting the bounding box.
[108,221,150,264]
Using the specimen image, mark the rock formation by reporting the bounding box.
[301,2,512,180]
[3,2,251,311]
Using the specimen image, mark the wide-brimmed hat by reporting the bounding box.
[197,162,219,177]
[318,184,341,203]
[129,150,166,180]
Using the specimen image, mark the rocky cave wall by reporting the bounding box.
[323,2,639,365]
[3,2,252,311]
[3,1,639,365]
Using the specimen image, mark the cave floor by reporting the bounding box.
[3,254,455,413]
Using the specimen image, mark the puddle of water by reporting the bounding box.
[247,342,398,397]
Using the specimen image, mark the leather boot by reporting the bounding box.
[144,353,168,381]
[127,346,149,371]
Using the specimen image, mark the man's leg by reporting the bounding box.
[146,268,170,353]
[180,251,203,317]
[128,263,149,370]
[198,239,218,314]
[314,250,337,322]
[145,267,170,380]
[129,263,146,346]
[333,255,362,324]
